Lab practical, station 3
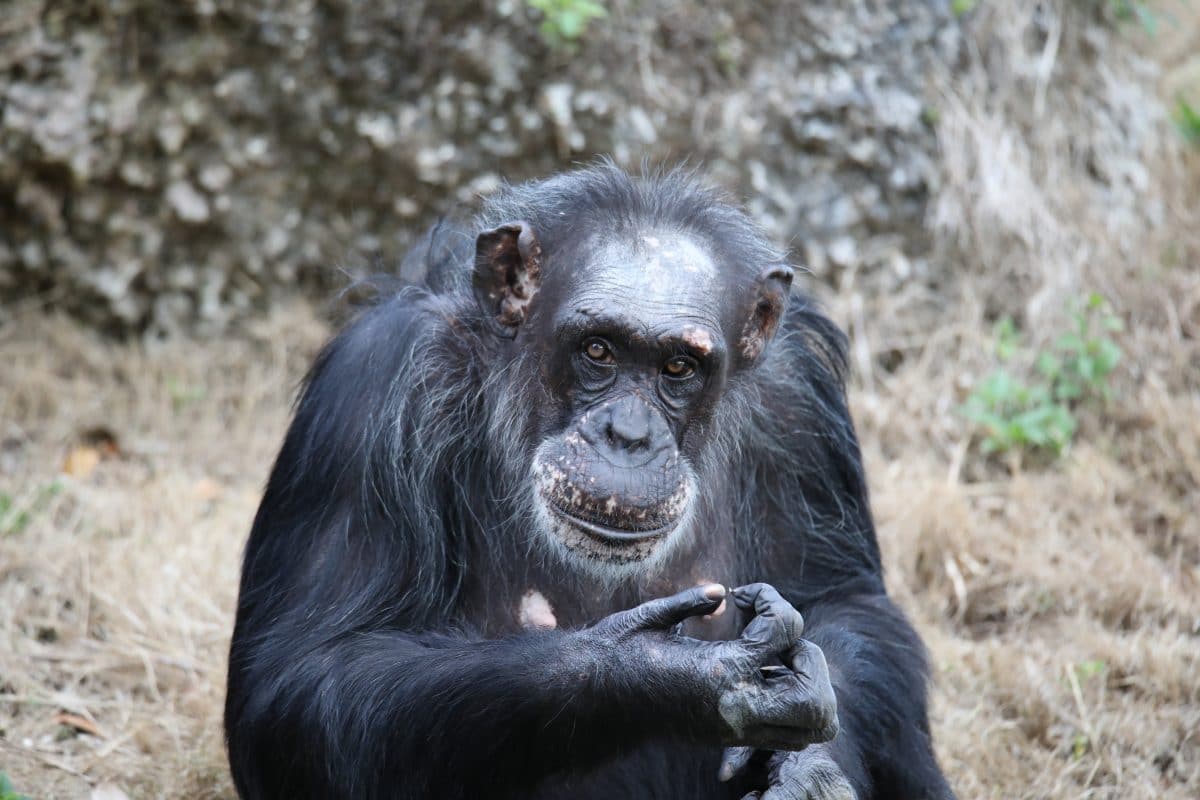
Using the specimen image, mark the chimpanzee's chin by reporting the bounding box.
[530,449,693,567]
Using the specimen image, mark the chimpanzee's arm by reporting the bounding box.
[745,306,955,799]
[227,598,724,799]
[791,583,954,799]
[222,294,700,797]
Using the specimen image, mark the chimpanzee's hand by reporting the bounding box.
[581,582,838,752]
[724,746,857,800]
[710,584,839,750]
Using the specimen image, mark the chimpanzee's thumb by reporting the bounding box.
[628,584,726,631]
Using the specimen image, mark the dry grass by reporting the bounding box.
[2,4,1199,798]
[0,308,329,798]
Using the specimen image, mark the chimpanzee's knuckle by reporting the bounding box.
[807,692,839,734]
[801,758,856,800]
[773,749,857,800]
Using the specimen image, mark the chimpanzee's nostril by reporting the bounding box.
[607,417,650,451]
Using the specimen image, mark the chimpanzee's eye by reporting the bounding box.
[582,338,615,365]
[663,356,697,379]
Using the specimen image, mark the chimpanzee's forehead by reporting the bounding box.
[561,230,727,329]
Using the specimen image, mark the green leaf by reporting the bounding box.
[1036,352,1061,379]
[558,10,584,37]
[1073,732,1090,760]
[1132,3,1158,35]
[1077,355,1097,382]
[1056,333,1084,353]
[1175,98,1200,146]
[994,317,1020,360]
[1095,340,1122,375]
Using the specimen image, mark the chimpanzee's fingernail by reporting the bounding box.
[703,598,728,620]
[702,584,726,600]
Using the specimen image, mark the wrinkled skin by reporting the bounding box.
[583,584,839,752]
[735,748,858,800]
[491,222,792,572]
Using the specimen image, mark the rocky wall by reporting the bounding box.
[0,0,957,334]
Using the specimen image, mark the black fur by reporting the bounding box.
[225,164,954,799]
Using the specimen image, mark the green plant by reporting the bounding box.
[0,492,32,536]
[526,0,607,47]
[1108,0,1159,34]
[1036,293,1124,403]
[1074,658,1108,681]
[951,0,978,15]
[166,375,206,410]
[0,481,63,537]
[961,294,1123,457]
[961,366,1077,455]
[1174,97,1200,147]
[0,772,30,800]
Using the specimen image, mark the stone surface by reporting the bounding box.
[3,0,959,334]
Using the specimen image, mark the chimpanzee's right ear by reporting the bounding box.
[473,221,542,339]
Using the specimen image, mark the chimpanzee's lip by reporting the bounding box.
[547,503,678,544]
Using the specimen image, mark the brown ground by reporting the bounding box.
[2,232,1198,799]
[3,4,1200,797]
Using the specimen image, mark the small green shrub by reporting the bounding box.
[1074,658,1108,681]
[166,376,206,411]
[526,0,607,48]
[962,293,1123,457]
[1174,98,1200,147]
[1107,0,1159,34]
[0,492,32,536]
[0,773,30,800]
[0,481,63,537]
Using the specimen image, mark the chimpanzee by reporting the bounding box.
[225,163,955,800]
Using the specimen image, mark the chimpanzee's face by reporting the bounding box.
[528,232,729,569]
[472,221,791,574]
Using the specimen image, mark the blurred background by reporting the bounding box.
[1,0,1197,797]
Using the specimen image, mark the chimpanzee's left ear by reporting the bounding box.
[738,265,794,362]
[473,221,542,338]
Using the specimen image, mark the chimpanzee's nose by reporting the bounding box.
[582,395,672,467]
[605,399,651,452]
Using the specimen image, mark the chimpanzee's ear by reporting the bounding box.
[738,265,794,362]
[473,221,543,338]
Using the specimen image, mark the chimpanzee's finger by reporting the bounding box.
[786,640,839,742]
[761,748,857,800]
[733,584,804,652]
[623,584,726,631]
[718,745,756,782]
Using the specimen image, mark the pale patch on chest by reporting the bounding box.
[518,589,558,630]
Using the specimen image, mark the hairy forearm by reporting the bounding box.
[794,593,936,798]
[229,627,692,798]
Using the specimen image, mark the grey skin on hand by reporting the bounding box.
[579,582,840,754]
[714,584,839,750]
[714,586,850,799]
[737,746,858,800]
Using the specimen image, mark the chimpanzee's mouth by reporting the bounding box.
[547,502,679,544]
[531,452,693,563]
